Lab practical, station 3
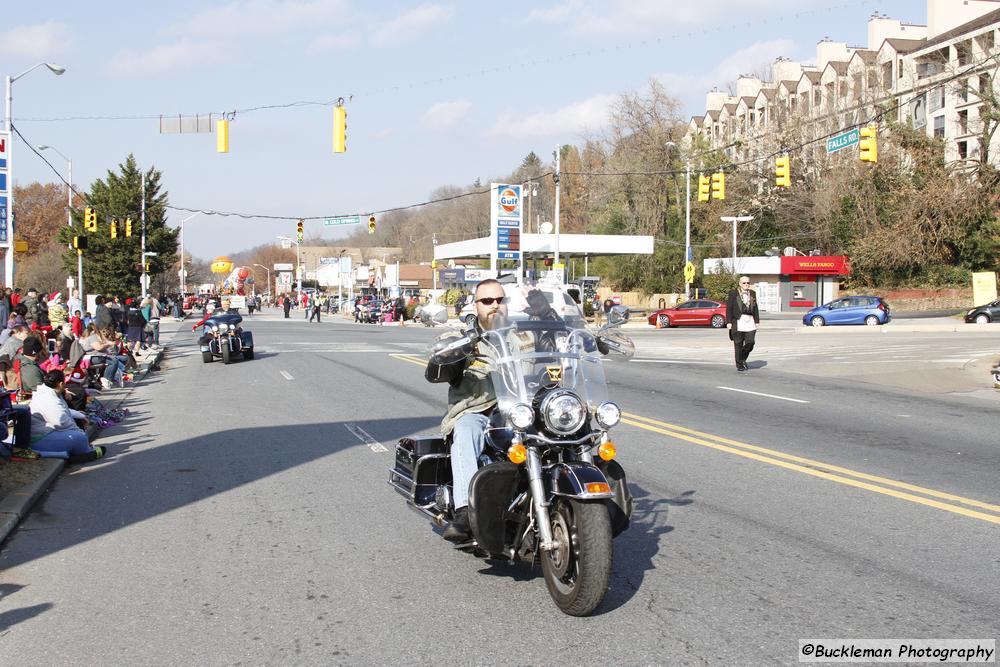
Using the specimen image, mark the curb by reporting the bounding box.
[793,324,998,334]
[0,348,164,546]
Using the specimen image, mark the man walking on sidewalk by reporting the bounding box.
[726,276,759,372]
[282,294,291,318]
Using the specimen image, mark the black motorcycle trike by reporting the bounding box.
[389,307,634,616]
[198,312,254,364]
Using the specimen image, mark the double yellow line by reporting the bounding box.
[622,412,1000,526]
[387,353,1000,525]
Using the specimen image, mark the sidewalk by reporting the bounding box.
[0,346,164,545]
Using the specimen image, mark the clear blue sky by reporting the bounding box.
[6,0,920,258]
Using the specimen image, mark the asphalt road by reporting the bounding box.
[1,310,997,666]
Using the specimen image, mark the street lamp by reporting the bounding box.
[720,215,754,274]
[665,141,692,298]
[178,211,203,293]
[36,144,82,297]
[252,263,271,299]
[5,61,66,287]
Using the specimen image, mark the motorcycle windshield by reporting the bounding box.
[481,319,609,417]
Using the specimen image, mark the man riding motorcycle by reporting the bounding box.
[425,278,506,542]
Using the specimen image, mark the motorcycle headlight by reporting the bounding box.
[541,390,587,435]
[211,325,219,332]
[508,403,534,430]
[595,402,621,428]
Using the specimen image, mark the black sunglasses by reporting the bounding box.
[476,296,505,305]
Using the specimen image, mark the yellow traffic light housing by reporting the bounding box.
[217,119,230,153]
[333,105,347,153]
[711,171,725,200]
[84,207,97,232]
[110,217,118,239]
[73,235,87,250]
[698,175,710,202]
[775,155,791,188]
[859,126,878,163]
[368,215,376,234]
[125,217,133,237]
[296,220,304,242]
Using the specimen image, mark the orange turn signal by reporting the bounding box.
[598,441,617,461]
[586,482,611,494]
[507,444,527,464]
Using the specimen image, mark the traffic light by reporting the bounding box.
[84,207,97,232]
[73,235,87,250]
[775,155,791,188]
[217,118,229,153]
[296,220,304,242]
[110,217,118,239]
[144,261,151,273]
[125,217,133,237]
[368,215,376,235]
[711,171,725,200]
[698,175,710,202]
[431,259,438,269]
[859,126,878,163]
[333,105,347,153]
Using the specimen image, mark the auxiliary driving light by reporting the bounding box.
[595,402,621,428]
[508,403,534,430]
[598,441,617,461]
[507,444,527,464]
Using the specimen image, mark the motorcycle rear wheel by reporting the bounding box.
[540,498,612,616]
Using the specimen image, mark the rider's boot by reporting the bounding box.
[442,507,472,543]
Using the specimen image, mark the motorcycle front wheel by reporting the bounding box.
[540,498,612,616]
[221,343,231,365]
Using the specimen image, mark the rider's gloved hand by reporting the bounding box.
[525,289,557,320]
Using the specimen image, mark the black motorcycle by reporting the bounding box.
[389,306,634,616]
[199,312,254,364]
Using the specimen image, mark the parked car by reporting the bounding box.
[802,296,890,326]
[647,299,727,328]
[964,299,1000,324]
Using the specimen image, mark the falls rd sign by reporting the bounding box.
[826,129,860,154]
[324,216,360,226]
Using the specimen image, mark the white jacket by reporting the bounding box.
[29,384,86,439]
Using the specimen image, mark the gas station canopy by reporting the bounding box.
[433,233,655,262]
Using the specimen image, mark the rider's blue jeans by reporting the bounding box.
[451,412,488,510]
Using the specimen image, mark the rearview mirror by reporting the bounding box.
[607,305,629,327]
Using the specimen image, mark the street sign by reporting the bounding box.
[324,216,360,226]
[684,261,695,283]
[280,239,292,249]
[826,128,860,154]
[0,132,7,169]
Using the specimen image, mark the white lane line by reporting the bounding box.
[345,423,389,453]
[716,386,810,404]
[631,359,728,365]
[280,370,294,380]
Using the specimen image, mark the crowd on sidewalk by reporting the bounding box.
[0,287,166,466]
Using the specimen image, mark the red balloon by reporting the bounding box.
[237,267,250,280]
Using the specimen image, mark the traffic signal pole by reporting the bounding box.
[141,174,147,299]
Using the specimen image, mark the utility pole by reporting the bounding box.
[684,160,691,298]
[554,144,562,269]
[141,173,147,299]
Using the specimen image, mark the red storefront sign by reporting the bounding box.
[780,256,850,275]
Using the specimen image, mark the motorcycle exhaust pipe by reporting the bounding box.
[407,502,447,527]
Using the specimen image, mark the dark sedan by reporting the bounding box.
[965,299,1000,324]
[647,299,727,328]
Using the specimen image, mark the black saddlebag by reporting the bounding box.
[389,436,449,506]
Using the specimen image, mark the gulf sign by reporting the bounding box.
[496,185,521,218]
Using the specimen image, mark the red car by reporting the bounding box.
[647,299,728,328]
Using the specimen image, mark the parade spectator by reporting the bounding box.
[66,288,82,322]
[0,288,10,327]
[48,292,68,330]
[282,295,292,318]
[71,310,84,336]
[29,369,106,463]
[7,304,26,330]
[94,296,114,330]
[125,298,147,355]
[10,287,22,308]
[22,288,40,326]
[17,336,45,394]
[0,326,29,389]
[140,295,161,348]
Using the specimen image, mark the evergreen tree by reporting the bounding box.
[59,155,178,297]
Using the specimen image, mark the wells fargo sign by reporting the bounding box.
[780,256,850,275]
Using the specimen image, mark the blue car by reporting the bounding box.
[802,296,891,327]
